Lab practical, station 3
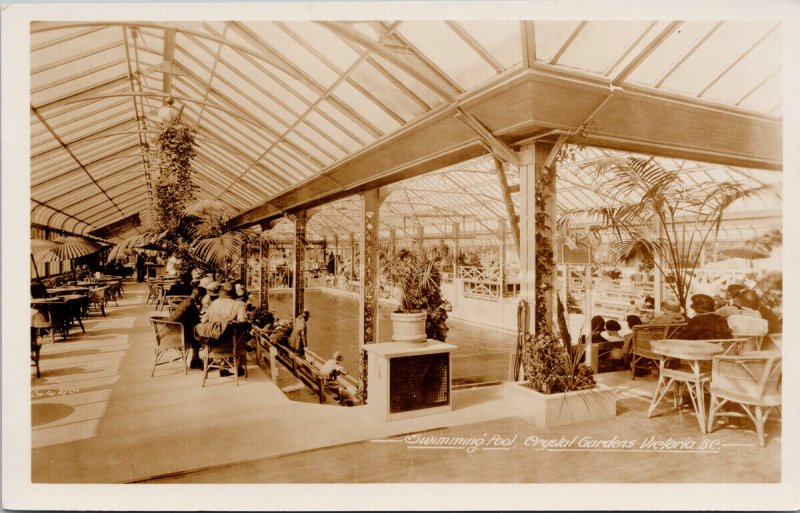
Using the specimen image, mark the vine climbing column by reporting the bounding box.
[292,211,307,320]
[356,188,381,404]
[519,142,556,378]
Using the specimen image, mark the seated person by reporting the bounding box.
[621,315,649,375]
[169,287,205,370]
[319,351,356,405]
[196,282,248,377]
[590,315,607,344]
[199,281,220,314]
[166,272,194,297]
[648,300,686,325]
[603,319,624,342]
[31,282,49,299]
[680,294,732,340]
[604,319,625,360]
[269,320,293,347]
[714,283,747,317]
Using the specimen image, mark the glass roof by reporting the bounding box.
[30,20,782,240]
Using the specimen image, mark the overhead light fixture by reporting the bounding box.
[156,97,176,121]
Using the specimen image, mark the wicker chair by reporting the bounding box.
[629,323,686,379]
[728,314,769,352]
[200,322,249,387]
[149,317,190,377]
[145,278,159,304]
[163,295,191,313]
[87,286,108,316]
[707,351,781,447]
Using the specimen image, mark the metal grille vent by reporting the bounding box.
[389,353,449,413]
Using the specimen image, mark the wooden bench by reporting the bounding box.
[252,325,335,404]
[295,358,333,404]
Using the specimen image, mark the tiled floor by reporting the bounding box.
[31,282,780,484]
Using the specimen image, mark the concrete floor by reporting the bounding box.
[31,282,780,484]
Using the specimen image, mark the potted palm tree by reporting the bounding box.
[383,248,450,343]
[558,157,773,312]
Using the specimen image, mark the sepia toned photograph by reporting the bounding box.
[3,1,800,510]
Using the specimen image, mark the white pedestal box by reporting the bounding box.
[364,340,457,421]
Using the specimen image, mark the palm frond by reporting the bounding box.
[192,230,245,265]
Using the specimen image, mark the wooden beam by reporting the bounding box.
[455,108,520,167]
[161,28,177,99]
[230,66,782,228]
[521,21,536,68]
[493,157,521,255]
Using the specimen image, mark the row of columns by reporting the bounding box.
[254,142,557,398]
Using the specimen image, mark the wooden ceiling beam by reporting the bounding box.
[232,66,780,228]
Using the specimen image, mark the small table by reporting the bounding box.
[47,286,91,297]
[648,338,744,433]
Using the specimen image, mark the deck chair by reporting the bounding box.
[707,352,781,447]
[201,322,250,387]
[629,323,686,379]
[149,317,190,377]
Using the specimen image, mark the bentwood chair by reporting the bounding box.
[201,322,249,387]
[707,352,782,447]
[149,317,190,377]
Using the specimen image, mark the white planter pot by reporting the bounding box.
[504,381,616,429]
[390,311,427,343]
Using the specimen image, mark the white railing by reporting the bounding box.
[459,265,502,300]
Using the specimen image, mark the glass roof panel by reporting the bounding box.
[457,20,522,70]
[739,71,781,114]
[348,63,422,123]
[285,22,361,70]
[317,99,378,146]
[533,20,582,63]
[331,81,399,134]
[397,21,497,91]
[701,29,781,106]
[367,54,444,110]
[557,21,656,75]
[659,21,777,97]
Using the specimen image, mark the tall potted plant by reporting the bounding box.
[383,248,450,343]
[558,157,773,312]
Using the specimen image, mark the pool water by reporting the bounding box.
[266,289,515,386]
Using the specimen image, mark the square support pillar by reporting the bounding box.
[349,232,356,280]
[357,189,381,403]
[292,211,307,320]
[519,143,556,377]
[259,238,269,309]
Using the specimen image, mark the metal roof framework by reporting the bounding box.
[30,20,782,243]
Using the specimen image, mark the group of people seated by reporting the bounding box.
[166,271,250,377]
[592,283,777,375]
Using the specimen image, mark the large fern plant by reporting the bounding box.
[558,157,774,311]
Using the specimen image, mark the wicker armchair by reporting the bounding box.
[87,286,109,316]
[629,323,686,379]
[707,351,781,447]
[200,322,250,387]
[149,317,190,377]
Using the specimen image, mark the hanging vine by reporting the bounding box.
[154,114,197,232]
